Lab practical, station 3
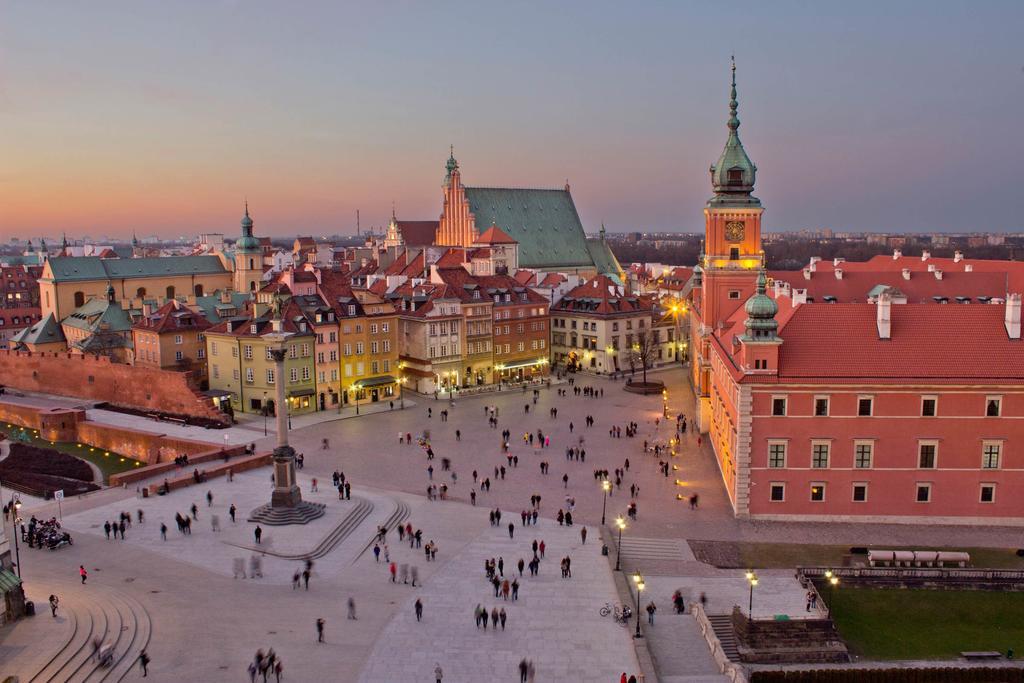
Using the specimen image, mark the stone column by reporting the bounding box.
[269,346,302,508]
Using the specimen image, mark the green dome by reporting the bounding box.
[236,203,259,251]
[743,271,778,339]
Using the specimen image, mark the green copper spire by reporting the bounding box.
[742,270,778,340]
[709,57,759,207]
[236,201,259,251]
[445,145,459,184]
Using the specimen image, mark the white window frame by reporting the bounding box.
[918,440,938,469]
[979,483,996,504]
[814,395,830,417]
[810,441,830,469]
[857,395,874,417]
[767,440,787,468]
[986,395,1002,417]
[981,441,1002,470]
[771,395,787,416]
[854,440,874,469]
[921,395,938,417]
[810,482,826,503]
[852,482,868,503]
[915,482,932,503]
[769,482,785,502]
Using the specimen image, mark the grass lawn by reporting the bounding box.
[3,428,145,482]
[735,542,1024,570]
[823,587,1024,659]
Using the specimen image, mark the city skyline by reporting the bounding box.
[2,1,1023,238]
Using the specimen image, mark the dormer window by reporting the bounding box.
[727,168,743,185]
[250,324,258,334]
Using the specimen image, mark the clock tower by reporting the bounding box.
[700,58,764,330]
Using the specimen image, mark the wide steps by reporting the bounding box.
[254,498,374,561]
[247,501,326,526]
[707,614,739,661]
[353,500,411,563]
[618,536,692,562]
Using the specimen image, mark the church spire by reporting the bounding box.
[445,145,459,184]
[709,57,759,205]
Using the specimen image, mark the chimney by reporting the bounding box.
[877,292,892,339]
[934,269,943,280]
[965,264,974,272]
[921,250,931,261]
[143,303,153,317]
[954,250,964,263]
[833,258,845,267]
[1006,293,1021,339]
[834,268,843,280]
[927,264,936,272]
[792,289,807,307]
[902,268,911,280]
[893,249,902,260]
[802,268,812,280]
[809,256,822,268]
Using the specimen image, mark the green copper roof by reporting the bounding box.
[194,290,252,323]
[11,313,64,346]
[62,298,134,333]
[585,238,623,278]
[743,271,778,339]
[44,255,228,282]
[464,187,594,269]
[709,59,760,208]
[236,204,260,251]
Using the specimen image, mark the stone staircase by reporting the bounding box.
[707,614,739,661]
[618,536,694,562]
[19,584,152,683]
[353,499,411,563]
[239,497,374,561]
[246,500,326,525]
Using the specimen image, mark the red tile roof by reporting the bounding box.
[770,269,1009,303]
[553,275,654,315]
[396,221,439,247]
[513,270,537,286]
[435,249,468,268]
[476,224,517,244]
[773,303,1024,381]
[812,255,1024,292]
[133,300,212,333]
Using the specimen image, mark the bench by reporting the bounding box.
[961,651,1002,661]
[869,549,970,568]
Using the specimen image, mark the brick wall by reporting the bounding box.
[0,401,84,442]
[0,350,226,424]
[75,422,225,464]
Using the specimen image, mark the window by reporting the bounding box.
[166,286,175,300]
[921,397,937,417]
[245,368,254,383]
[382,323,389,333]
[769,483,785,502]
[343,343,351,356]
[371,341,379,354]
[852,483,868,503]
[244,345,253,359]
[915,483,931,503]
[212,365,220,379]
[197,348,205,359]
[814,397,829,416]
[727,290,740,300]
[854,442,873,468]
[289,368,298,383]
[232,369,239,380]
[517,342,525,352]
[355,342,364,355]
[918,443,937,469]
[986,397,1001,417]
[370,324,378,334]
[612,322,619,332]
[982,442,1001,469]
[729,248,740,261]
[288,345,297,359]
[770,395,786,417]
[858,397,873,416]
[266,369,275,384]
[174,350,183,361]
[371,361,378,374]
[174,334,183,345]
[810,483,826,502]
[302,367,310,381]
[980,484,996,503]
[727,168,743,184]
[383,340,390,352]
[811,442,830,469]
[767,442,787,468]
[73,291,85,307]
[211,342,219,356]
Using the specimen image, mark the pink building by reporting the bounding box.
[689,63,1024,524]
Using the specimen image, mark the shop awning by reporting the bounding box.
[497,359,546,370]
[289,388,315,397]
[202,389,233,399]
[0,568,22,592]
[358,375,397,388]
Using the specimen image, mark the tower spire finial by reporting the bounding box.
[392,200,396,221]
[728,56,739,132]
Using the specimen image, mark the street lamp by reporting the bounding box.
[632,571,645,638]
[614,516,626,571]
[825,570,840,619]
[12,500,22,578]
[600,479,611,525]
[746,571,758,618]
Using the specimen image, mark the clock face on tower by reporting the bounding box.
[724,221,745,243]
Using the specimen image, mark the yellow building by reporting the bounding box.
[205,302,317,417]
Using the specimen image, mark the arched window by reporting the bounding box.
[727,168,743,184]
[249,258,255,270]
[73,291,85,307]
[194,284,204,297]
[249,280,257,291]
[166,285,176,300]
[136,287,147,298]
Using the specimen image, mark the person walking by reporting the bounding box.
[519,659,529,683]
[138,650,150,677]
[160,523,167,541]
[508,522,515,539]
[79,565,88,585]
[415,598,423,622]
[646,601,657,625]
[254,525,263,544]
[434,663,444,683]
[316,617,325,643]
[48,594,59,617]
[229,504,237,523]
[348,597,357,620]
[580,527,587,544]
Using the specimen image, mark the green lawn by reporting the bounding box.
[5,428,145,483]
[822,587,1024,659]
[735,542,1024,570]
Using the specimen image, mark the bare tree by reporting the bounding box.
[628,327,658,385]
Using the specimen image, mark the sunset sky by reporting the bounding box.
[2,1,1022,239]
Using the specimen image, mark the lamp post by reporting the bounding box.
[746,571,758,618]
[12,500,22,578]
[600,479,611,525]
[632,571,645,638]
[825,570,840,619]
[262,391,268,436]
[614,516,626,571]
[399,377,405,409]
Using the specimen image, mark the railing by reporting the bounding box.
[799,566,1024,582]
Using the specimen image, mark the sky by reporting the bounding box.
[2,1,1022,239]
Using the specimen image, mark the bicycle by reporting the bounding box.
[598,603,633,625]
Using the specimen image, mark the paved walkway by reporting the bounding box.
[359,517,640,683]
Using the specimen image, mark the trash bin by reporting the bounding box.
[601,544,609,556]
[24,600,35,616]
